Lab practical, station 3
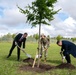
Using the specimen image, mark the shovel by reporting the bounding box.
[60,51,65,63]
[15,42,31,58]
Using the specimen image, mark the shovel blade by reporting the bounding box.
[26,54,31,58]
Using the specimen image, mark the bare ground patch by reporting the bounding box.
[19,58,76,73]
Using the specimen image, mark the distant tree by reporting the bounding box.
[33,33,39,41]
[7,33,12,38]
[29,35,33,38]
[56,35,63,41]
[12,33,16,39]
[71,38,76,42]
[1,33,12,41]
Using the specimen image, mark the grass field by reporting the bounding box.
[0,42,76,75]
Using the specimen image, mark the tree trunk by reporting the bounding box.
[37,23,41,67]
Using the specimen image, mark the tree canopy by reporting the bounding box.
[18,0,60,27]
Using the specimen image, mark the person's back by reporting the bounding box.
[14,33,22,42]
[62,40,76,51]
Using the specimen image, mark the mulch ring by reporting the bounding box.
[19,58,76,73]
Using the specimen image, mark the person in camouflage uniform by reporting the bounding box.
[47,35,50,47]
[40,34,50,61]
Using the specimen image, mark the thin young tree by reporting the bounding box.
[18,0,60,67]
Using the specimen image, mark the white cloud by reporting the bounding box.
[0,0,76,38]
[0,9,26,26]
[57,0,76,20]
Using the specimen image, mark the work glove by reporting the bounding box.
[36,54,41,58]
[62,56,65,59]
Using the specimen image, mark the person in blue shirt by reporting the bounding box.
[7,33,28,61]
[57,40,76,64]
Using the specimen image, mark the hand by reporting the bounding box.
[15,42,17,45]
[44,48,47,51]
[60,51,63,54]
[62,56,65,59]
[22,48,25,51]
[22,48,25,52]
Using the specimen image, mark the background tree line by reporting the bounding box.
[0,33,76,43]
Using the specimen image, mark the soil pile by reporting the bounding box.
[20,58,55,73]
[23,58,34,63]
[19,58,76,73]
[19,64,55,73]
[56,63,76,69]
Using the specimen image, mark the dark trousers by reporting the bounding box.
[63,51,71,63]
[7,41,21,60]
[65,54,71,63]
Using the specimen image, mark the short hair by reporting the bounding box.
[56,40,60,44]
[24,33,28,35]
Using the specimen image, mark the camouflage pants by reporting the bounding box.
[40,44,48,60]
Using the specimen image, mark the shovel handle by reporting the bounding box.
[32,52,37,68]
[16,42,26,54]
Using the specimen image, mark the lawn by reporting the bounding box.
[0,42,76,75]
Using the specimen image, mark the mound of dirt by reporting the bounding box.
[56,63,76,69]
[23,58,34,63]
[20,58,76,73]
[19,64,55,73]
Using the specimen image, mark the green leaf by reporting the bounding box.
[18,0,60,27]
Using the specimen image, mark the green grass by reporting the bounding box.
[0,42,76,75]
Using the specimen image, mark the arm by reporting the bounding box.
[60,46,64,54]
[23,38,26,48]
[14,33,21,42]
[60,43,68,54]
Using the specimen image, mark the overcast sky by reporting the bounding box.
[0,0,76,37]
